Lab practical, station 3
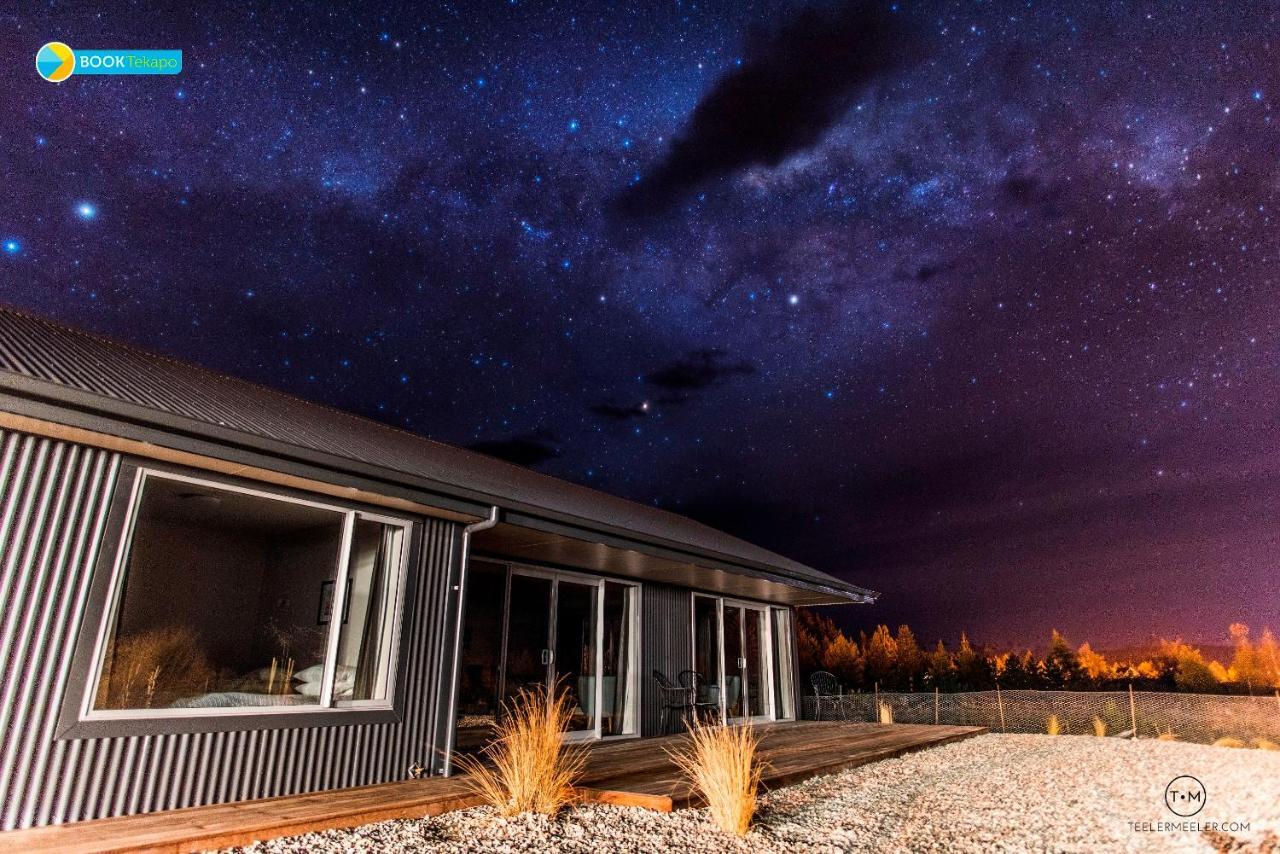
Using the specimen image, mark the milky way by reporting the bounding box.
[3,2,1278,649]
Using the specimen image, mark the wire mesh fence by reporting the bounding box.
[802,688,1280,745]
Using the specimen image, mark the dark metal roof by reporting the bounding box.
[0,306,874,604]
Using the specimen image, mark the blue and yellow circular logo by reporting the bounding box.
[36,42,75,83]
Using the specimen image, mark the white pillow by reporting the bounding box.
[294,680,354,699]
[294,664,355,684]
[295,680,322,698]
[293,664,325,683]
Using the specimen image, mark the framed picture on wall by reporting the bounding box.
[317,578,352,625]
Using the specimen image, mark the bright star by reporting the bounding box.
[3,239,20,255]
[788,294,799,306]
[76,202,98,220]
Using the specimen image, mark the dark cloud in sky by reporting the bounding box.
[590,402,651,421]
[591,349,755,421]
[645,348,756,391]
[611,2,918,220]
[467,432,561,467]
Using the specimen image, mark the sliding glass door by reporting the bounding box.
[692,596,793,724]
[463,566,638,744]
[692,596,724,716]
[503,573,555,702]
[740,605,769,719]
[553,578,598,737]
[725,603,771,723]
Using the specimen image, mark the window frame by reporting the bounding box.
[56,462,418,740]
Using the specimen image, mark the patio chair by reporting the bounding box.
[652,670,694,734]
[678,669,721,723]
[810,670,840,721]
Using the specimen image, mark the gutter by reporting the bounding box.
[438,505,500,776]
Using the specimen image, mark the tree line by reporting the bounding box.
[797,610,1280,695]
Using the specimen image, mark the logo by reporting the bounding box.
[1164,775,1206,818]
[35,43,181,82]
[36,42,75,82]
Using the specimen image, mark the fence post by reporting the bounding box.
[1129,683,1138,739]
[995,682,1006,733]
[935,687,940,725]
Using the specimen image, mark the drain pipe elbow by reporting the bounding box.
[440,506,500,776]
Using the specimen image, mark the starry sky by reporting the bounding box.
[3,1,1278,650]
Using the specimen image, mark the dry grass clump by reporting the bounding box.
[667,719,763,837]
[1253,738,1280,751]
[1213,736,1247,749]
[1046,714,1062,736]
[1091,716,1107,737]
[1156,729,1179,741]
[878,702,894,724]
[454,684,586,816]
[95,626,213,709]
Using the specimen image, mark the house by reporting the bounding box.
[0,306,874,830]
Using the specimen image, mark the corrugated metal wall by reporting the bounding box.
[0,428,459,830]
[640,582,692,736]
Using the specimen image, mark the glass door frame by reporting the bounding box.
[690,595,778,725]
[500,563,640,742]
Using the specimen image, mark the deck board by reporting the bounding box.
[0,721,984,854]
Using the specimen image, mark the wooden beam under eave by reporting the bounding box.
[0,410,476,524]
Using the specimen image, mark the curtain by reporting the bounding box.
[611,587,632,734]
[352,527,391,700]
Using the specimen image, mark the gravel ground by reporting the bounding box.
[223,734,1280,853]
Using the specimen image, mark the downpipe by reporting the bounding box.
[439,505,500,775]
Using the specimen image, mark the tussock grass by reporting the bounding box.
[1046,714,1062,736]
[1091,716,1107,737]
[1253,738,1279,751]
[667,719,763,837]
[454,683,586,817]
[1156,729,1179,741]
[878,702,894,724]
[1212,736,1247,749]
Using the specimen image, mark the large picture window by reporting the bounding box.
[81,470,410,722]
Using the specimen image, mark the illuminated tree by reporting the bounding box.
[893,625,924,691]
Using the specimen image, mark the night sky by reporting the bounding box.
[3,2,1278,650]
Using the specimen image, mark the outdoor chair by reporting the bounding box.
[678,669,722,723]
[810,670,841,721]
[652,669,694,734]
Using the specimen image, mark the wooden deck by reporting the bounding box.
[0,721,984,854]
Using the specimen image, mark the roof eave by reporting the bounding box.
[0,372,876,603]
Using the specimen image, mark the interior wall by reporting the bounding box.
[257,526,342,670]
[120,517,267,670]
